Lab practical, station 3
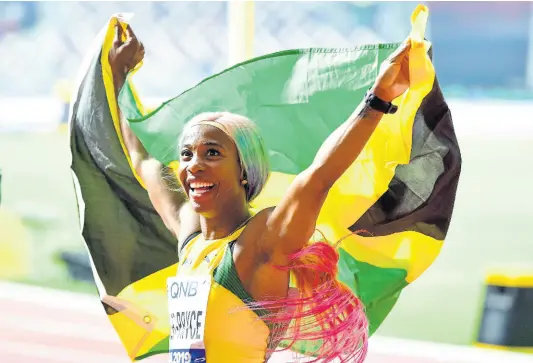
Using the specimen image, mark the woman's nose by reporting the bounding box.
[187,155,205,174]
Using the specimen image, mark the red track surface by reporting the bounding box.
[1,282,530,363]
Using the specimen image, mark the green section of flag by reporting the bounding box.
[337,248,408,334]
[119,45,399,174]
[135,337,168,361]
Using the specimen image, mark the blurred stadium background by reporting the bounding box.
[1,1,533,362]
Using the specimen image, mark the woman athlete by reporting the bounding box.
[109,20,411,363]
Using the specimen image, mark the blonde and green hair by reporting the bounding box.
[179,112,270,202]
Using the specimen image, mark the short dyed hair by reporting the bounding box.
[179,112,270,202]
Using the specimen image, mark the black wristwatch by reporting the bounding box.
[364,91,398,114]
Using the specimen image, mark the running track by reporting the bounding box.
[1,282,531,363]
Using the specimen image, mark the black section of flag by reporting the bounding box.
[69,52,177,297]
[350,73,461,240]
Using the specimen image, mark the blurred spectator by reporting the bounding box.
[0,2,37,39]
[0,2,532,99]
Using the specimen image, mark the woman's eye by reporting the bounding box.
[207,149,220,157]
[180,150,192,158]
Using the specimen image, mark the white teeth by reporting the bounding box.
[190,182,214,189]
[192,188,209,195]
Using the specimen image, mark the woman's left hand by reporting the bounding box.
[370,38,411,102]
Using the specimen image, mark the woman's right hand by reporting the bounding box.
[108,19,145,82]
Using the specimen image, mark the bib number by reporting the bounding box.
[168,275,211,363]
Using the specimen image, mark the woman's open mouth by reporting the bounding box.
[189,182,215,196]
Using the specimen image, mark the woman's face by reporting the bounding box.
[178,124,245,215]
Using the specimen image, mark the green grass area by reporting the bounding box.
[1,130,532,345]
[0,131,97,294]
[378,134,533,345]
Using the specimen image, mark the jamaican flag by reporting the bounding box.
[69,4,461,360]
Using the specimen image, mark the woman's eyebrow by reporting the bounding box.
[202,140,224,148]
[182,140,225,148]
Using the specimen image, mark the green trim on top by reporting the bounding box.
[213,241,283,352]
[213,242,270,320]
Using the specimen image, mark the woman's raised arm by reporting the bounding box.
[108,20,198,241]
[258,40,412,265]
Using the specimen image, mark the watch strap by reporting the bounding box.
[364,91,398,114]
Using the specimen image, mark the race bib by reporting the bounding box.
[168,275,211,363]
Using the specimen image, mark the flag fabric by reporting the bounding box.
[69,5,461,360]
[68,18,179,360]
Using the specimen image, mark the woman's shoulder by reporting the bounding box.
[247,207,275,229]
[236,207,275,248]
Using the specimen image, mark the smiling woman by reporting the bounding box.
[177,112,269,219]
[108,14,410,361]
[69,5,461,363]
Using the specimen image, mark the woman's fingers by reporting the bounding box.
[387,38,411,64]
[126,25,138,42]
[113,19,123,46]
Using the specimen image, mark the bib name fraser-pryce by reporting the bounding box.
[171,310,204,340]
[169,280,205,341]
